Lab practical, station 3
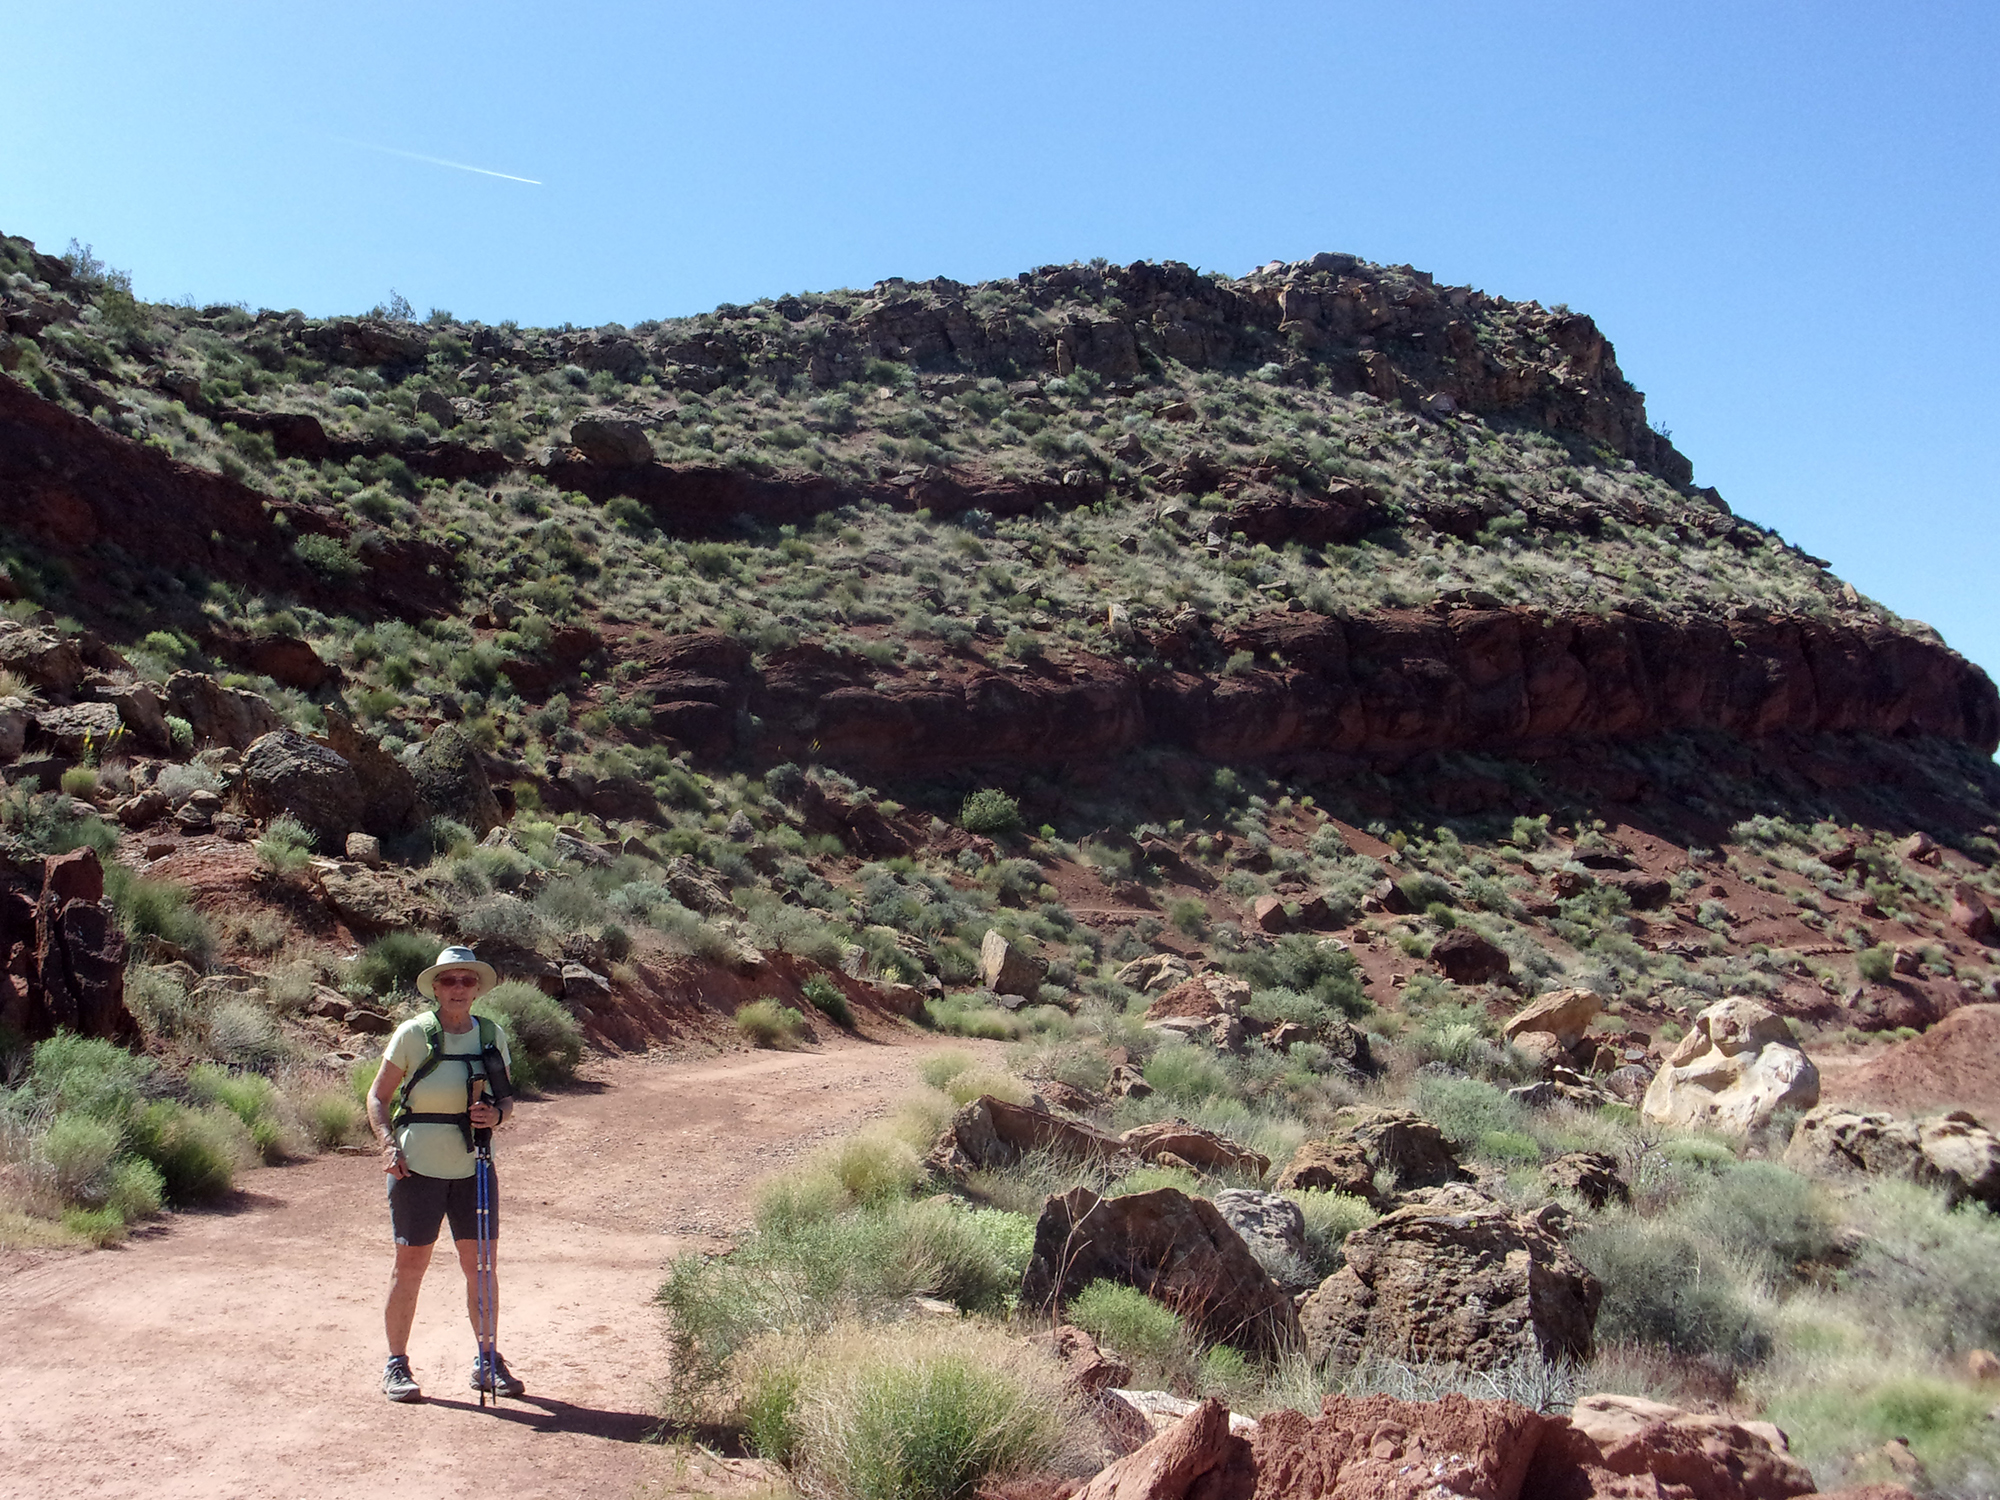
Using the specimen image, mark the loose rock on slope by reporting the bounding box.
[1641,997,1818,1134]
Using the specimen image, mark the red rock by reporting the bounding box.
[1077,1397,1248,1500]
[1251,895,1289,934]
[1249,1392,1549,1500]
[1431,928,1511,984]
[42,847,104,904]
[1949,883,1995,944]
[1525,1393,1816,1500]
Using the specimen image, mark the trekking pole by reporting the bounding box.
[471,1077,497,1407]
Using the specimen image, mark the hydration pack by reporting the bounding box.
[391,1011,514,1152]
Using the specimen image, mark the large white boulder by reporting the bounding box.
[1640,997,1817,1134]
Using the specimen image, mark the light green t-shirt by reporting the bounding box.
[383,1013,512,1181]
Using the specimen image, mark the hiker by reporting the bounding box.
[366,944,524,1403]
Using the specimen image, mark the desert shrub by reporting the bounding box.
[1067,1280,1187,1364]
[27,1033,154,1122]
[1233,934,1370,1018]
[62,1206,127,1246]
[125,965,205,1044]
[959,789,1021,836]
[803,973,854,1028]
[1142,1043,1229,1104]
[1843,1178,2000,1353]
[187,1065,292,1162]
[60,766,98,798]
[939,1065,1029,1108]
[102,866,213,959]
[750,1320,1078,1500]
[127,1100,255,1205]
[792,1321,1078,1500]
[1285,1190,1377,1278]
[346,930,440,999]
[738,999,810,1049]
[40,1113,121,1205]
[1765,1373,2000,1495]
[105,1156,165,1222]
[300,1087,365,1150]
[924,994,1026,1041]
[1409,1074,1528,1149]
[459,893,546,947]
[207,998,288,1071]
[1688,1161,1837,1275]
[1854,944,1895,984]
[918,1051,977,1091]
[254,813,315,876]
[476,980,584,1089]
[1572,1214,1771,1371]
[1166,897,1208,936]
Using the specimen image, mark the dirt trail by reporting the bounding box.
[0,1032,986,1500]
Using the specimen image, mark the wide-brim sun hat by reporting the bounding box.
[417,945,498,1000]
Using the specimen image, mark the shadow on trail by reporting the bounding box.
[422,1392,661,1442]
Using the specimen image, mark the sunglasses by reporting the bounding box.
[432,973,483,990]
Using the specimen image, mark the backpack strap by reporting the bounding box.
[392,1012,501,1153]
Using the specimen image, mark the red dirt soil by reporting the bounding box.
[0,1031,993,1500]
[1819,1003,2000,1119]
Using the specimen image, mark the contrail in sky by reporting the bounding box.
[330,136,542,185]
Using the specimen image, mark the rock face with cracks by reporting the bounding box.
[1021,1186,1303,1357]
[1121,1120,1270,1179]
[1784,1104,2000,1210]
[925,1094,1131,1179]
[1275,1106,1462,1206]
[1641,997,1818,1134]
[1298,1186,1600,1370]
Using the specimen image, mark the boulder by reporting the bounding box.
[1511,1030,1571,1077]
[1121,1120,1269,1179]
[43,848,104,904]
[166,670,283,750]
[1114,953,1192,993]
[926,1094,1130,1179]
[1503,988,1603,1049]
[1248,1393,1549,1500]
[321,705,422,836]
[315,864,415,934]
[1431,927,1511,985]
[1602,872,1673,910]
[239,730,366,847]
[1299,1188,1600,1370]
[1021,1186,1303,1356]
[1949,882,1996,944]
[568,416,652,467]
[87,680,171,753]
[1076,1397,1249,1500]
[1784,1104,2000,1210]
[411,723,502,835]
[0,626,85,697]
[31,851,136,1044]
[1641,998,1818,1135]
[0,698,29,761]
[1212,1188,1313,1290]
[1144,972,1250,1023]
[561,963,612,1011]
[1525,1393,1816,1500]
[1251,894,1289,934]
[1108,1063,1154,1099]
[1544,1150,1629,1209]
[344,832,382,867]
[664,855,733,915]
[980,928,1047,1000]
[1276,1106,1462,1206]
[33,701,123,756]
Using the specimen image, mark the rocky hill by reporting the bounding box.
[3,230,2000,1496]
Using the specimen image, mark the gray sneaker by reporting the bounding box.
[382,1355,421,1403]
[470,1350,525,1398]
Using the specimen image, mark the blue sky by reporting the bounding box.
[6,2,1996,680]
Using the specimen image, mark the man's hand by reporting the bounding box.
[469,1099,502,1129]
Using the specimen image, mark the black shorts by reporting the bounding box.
[388,1168,499,1247]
